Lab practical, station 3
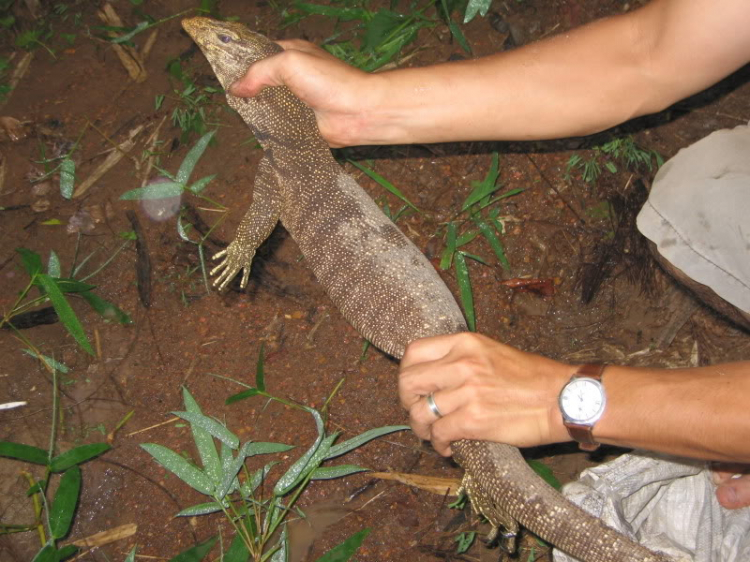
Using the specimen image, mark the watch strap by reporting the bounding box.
[563,363,606,452]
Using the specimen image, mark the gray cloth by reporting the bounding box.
[637,122,750,313]
[553,452,750,562]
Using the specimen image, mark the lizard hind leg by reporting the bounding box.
[211,156,282,291]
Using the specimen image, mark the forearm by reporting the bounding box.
[362,0,750,145]
[580,362,750,462]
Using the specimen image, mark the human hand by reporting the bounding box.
[712,464,750,509]
[398,333,574,456]
[229,40,380,148]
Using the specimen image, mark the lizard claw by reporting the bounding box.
[210,241,255,291]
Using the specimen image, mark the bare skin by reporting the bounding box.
[230,0,750,147]
[230,0,750,509]
[398,333,750,509]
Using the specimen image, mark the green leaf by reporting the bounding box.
[363,10,403,52]
[255,343,266,392]
[57,544,78,560]
[172,411,240,450]
[475,219,509,270]
[455,531,476,554]
[182,387,222,486]
[50,466,81,538]
[245,442,294,456]
[527,459,562,490]
[223,533,250,562]
[243,461,278,496]
[454,252,475,331]
[225,388,261,405]
[78,290,132,324]
[50,443,110,472]
[31,544,57,562]
[310,465,368,480]
[269,527,288,562]
[140,443,214,495]
[124,546,137,562]
[22,349,70,374]
[120,181,184,200]
[325,425,408,460]
[176,131,215,185]
[40,278,95,293]
[463,0,492,23]
[347,160,419,212]
[273,408,326,496]
[17,247,42,277]
[59,158,75,199]
[167,535,217,562]
[439,222,457,270]
[462,153,500,211]
[37,274,94,355]
[440,0,471,53]
[188,174,216,195]
[47,251,61,277]
[175,501,225,517]
[314,528,371,562]
[0,441,48,465]
[111,21,150,44]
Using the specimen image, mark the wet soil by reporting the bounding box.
[1,1,749,561]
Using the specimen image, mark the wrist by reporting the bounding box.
[546,363,580,444]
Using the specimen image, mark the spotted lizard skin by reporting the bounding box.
[182,17,674,562]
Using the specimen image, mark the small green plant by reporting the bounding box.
[145,372,406,561]
[439,153,523,330]
[565,136,663,184]
[281,0,470,71]
[121,130,225,293]
[162,59,222,142]
[0,371,111,561]
[3,247,132,356]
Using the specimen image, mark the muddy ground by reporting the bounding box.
[1,1,748,561]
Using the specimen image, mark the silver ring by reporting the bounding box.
[426,392,443,418]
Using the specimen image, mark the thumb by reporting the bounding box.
[716,474,750,509]
[229,54,285,97]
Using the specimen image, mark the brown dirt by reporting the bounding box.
[1,1,748,561]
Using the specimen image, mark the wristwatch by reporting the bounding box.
[558,364,607,451]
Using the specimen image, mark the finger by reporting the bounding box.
[229,52,287,97]
[398,358,467,409]
[716,474,750,509]
[401,333,467,369]
[275,39,337,61]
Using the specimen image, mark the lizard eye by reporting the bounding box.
[218,34,232,43]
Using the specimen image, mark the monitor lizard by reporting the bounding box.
[181,17,675,562]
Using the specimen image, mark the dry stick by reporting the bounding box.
[0,52,34,109]
[525,153,586,225]
[97,3,147,82]
[73,123,146,198]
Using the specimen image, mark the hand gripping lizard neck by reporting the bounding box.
[182,17,674,562]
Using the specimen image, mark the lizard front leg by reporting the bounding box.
[212,156,281,291]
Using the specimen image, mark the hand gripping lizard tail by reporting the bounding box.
[182,17,675,562]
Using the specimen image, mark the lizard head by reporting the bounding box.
[182,17,282,89]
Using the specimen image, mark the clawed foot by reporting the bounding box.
[210,241,256,291]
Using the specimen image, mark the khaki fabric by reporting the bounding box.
[637,122,750,313]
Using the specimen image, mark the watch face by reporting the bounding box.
[559,378,606,424]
